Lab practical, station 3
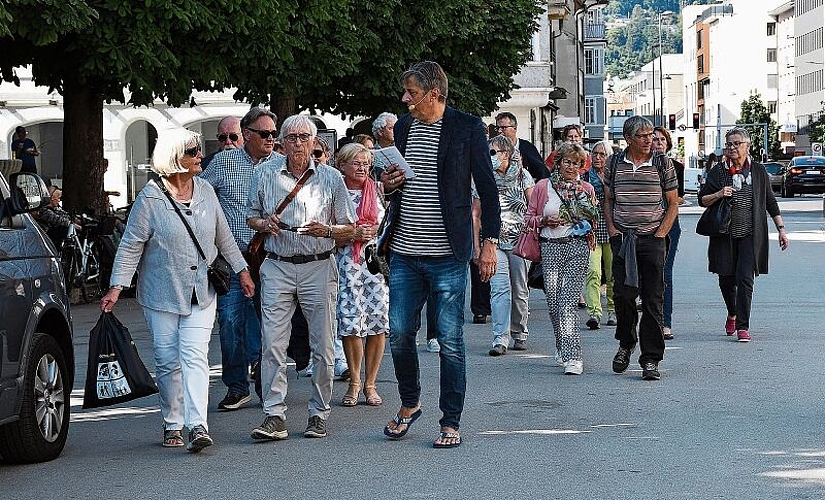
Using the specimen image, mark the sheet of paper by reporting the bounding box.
[374,146,415,179]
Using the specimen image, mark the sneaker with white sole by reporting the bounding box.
[251,415,288,441]
[217,391,251,411]
[606,312,617,326]
[426,338,440,353]
[187,425,213,452]
[737,329,751,342]
[586,315,600,330]
[304,415,327,438]
[564,360,583,375]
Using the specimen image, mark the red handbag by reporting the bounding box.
[513,222,541,262]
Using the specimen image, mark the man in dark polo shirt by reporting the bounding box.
[603,115,679,381]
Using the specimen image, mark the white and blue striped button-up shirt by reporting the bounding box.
[200,147,278,250]
[248,155,357,257]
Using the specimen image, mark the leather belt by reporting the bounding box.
[266,251,331,264]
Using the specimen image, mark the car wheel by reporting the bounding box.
[0,334,70,463]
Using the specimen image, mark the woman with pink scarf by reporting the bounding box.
[333,143,388,407]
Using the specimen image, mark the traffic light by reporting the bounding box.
[692,112,700,130]
[668,114,676,131]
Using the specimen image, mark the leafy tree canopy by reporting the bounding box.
[736,93,781,159]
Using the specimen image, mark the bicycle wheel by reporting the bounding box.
[80,245,104,303]
[59,245,82,302]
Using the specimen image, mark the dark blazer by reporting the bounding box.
[698,161,780,276]
[518,138,547,181]
[379,106,501,263]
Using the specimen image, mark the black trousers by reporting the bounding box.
[610,234,667,365]
[718,234,755,331]
[468,260,491,316]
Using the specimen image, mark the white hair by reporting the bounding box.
[151,128,201,177]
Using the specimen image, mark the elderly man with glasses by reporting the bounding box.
[603,115,679,381]
[200,108,278,411]
[247,115,357,441]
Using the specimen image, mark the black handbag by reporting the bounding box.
[696,198,731,236]
[83,312,158,409]
[159,181,232,295]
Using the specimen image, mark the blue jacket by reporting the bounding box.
[379,106,501,262]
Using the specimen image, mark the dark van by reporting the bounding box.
[0,171,74,463]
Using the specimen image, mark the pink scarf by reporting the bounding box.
[353,177,379,263]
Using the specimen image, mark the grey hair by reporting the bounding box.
[278,115,318,141]
[372,112,397,137]
[554,142,588,168]
[495,112,518,127]
[623,115,654,139]
[400,60,448,100]
[488,134,515,157]
[240,107,277,130]
[151,128,201,177]
[335,142,374,169]
[590,140,613,156]
[725,127,751,142]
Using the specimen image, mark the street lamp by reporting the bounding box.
[657,10,673,127]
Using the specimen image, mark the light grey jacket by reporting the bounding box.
[110,178,247,315]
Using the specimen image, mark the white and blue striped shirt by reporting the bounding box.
[391,119,452,256]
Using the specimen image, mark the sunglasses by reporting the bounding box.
[184,145,202,157]
[246,127,278,139]
[217,133,239,142]
[490,149,507,156]
[312,149,325,159]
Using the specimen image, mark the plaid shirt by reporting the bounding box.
[200,148,278,250]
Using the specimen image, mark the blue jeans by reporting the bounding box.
[490,248,529,346]
[217,273,262,395]
[388,253,467,430]
[663,218,681,328]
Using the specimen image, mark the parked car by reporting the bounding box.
[0,171,74,463]
[762,161,785,193]
[781,156,825,198]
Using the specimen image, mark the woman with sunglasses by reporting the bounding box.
[332,143,388,407]
[526,142,598,374]
[473,134,534,356]
[101,129,254,452]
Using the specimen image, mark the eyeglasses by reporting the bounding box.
[184,145,202,157]
[591,151,607,158]
[496,125,515,130]
[346,161,372,169]
[490,149,507,156]
[217,133,239,142]
[634,132,655,140]
[312,149,325,159]
[559,159,580,168]
[283,133,313,143]
[725,141,748,148]
[246,127,278,139]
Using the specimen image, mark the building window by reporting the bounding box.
[768,101,777,114]
[768,74,778,89]
[767,48,776,63]
[585,48,603,75]
[585,97,596,124]
[767,23,776,36]
[697,29,702,49]
[697,54,704,74]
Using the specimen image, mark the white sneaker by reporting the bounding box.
[564,360,583,375]
[426,338,441,353]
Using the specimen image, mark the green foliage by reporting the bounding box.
[808,116,825,146]
[735,93,781,159]
[604,6,681,79]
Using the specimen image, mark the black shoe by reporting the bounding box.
[612,347,632,373]
[251,415,288,440]
[304,415,327,438]
[586,316,600,330]
[488,344,507,356]
[511,339,527,351]
[473,314,488,324]
[663,328,674,340]
[577,300,587,309]
[642,362,661,380]
[186,425,213,453]
[218,391,251,411]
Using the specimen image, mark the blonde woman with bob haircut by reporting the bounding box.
[101,128,254,452]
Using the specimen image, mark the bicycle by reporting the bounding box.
[60,214,116,303]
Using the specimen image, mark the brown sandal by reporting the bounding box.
[364,386,383,406]
[162,429,184,448]
[341,383,360,407]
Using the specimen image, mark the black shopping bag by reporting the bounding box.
[82,312,158,409]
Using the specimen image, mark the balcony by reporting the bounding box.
[585,23,605,41]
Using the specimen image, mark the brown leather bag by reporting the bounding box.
[246,169,314,281]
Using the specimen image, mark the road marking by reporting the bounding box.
[480,429,591,436]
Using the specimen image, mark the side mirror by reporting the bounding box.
[8,172,50,215]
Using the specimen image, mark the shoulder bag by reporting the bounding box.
[696,197,731,236]
[247,169,315,281]
[159,181,232,295]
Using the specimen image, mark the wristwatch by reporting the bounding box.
[483,237,499,246]
[776,225,785,230]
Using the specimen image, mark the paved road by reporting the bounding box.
[2,196,825,499]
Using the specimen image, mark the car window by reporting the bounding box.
[763,163,782,174]
[793,157,825,166]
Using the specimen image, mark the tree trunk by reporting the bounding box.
[271,92,297,127]
[62,74,105,216]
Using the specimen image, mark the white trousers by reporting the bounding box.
[143,300,216,431]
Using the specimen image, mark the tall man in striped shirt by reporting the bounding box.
[201,107,278,411]
[247,115,357,440]
[603,115,679,381]
[379,61,501,449]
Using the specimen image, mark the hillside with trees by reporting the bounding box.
[604,0,715,78]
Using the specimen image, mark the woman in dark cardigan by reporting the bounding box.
[698,127,789,342]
